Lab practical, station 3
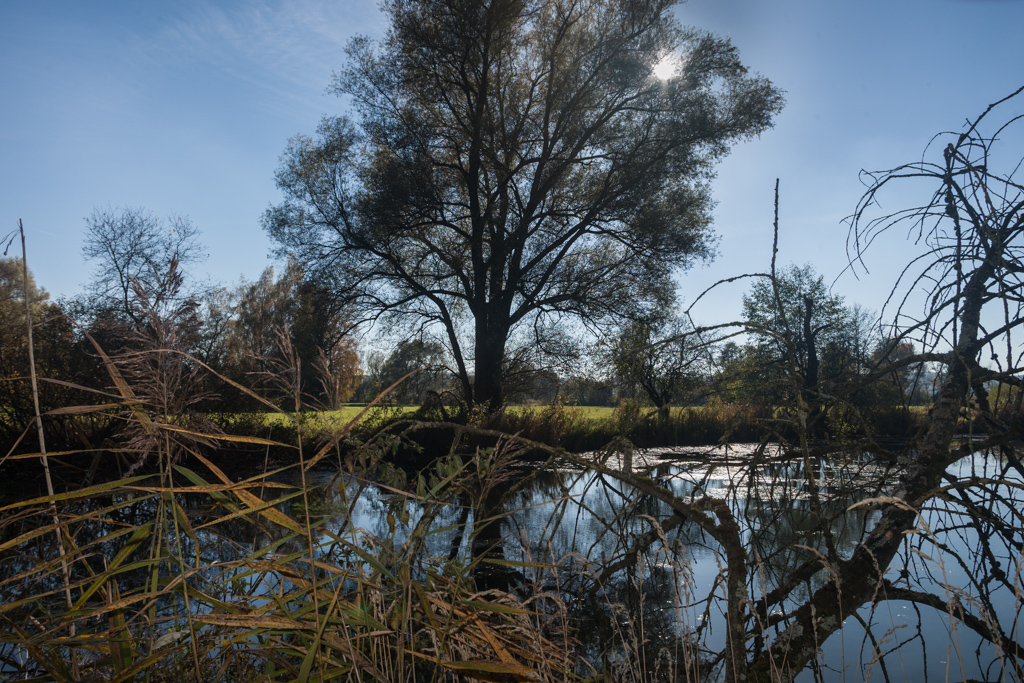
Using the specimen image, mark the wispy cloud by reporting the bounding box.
[149,0,386,114]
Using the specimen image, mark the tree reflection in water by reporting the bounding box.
[295,442,1022,681]
[1,439,1021,681]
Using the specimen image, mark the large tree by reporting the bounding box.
[265,0,783,409]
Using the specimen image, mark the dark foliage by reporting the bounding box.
[264,0,783,409]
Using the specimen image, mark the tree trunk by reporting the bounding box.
[473,310,509,411]
[801,295,819,392]
[801,294,824,437]
[470,486,521,592]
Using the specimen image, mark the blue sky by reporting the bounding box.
[2,0,1022,329]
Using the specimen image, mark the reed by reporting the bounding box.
[0,305,580,681]
[0,255,578,681]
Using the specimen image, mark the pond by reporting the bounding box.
[302,444,1020,681]
[1,442,1020,681]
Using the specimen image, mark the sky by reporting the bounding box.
[2,0,1023,332]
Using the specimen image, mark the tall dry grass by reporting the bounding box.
[0,259,578,682]
[0,341,581,682]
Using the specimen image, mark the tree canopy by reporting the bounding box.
[219,261,361,409]
[264,0,783,409]
[82,206,204,326]
[742,263,856,391]
[604,313,708,409]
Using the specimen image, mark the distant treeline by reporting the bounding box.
[0,215,944,457]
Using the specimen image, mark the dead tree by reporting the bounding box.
[744,87,1024,680]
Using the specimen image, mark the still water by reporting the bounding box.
[272,443,1022,681]
[1,443,1020,681]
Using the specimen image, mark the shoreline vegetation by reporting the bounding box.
[1,390,1019,682]
[2,399,942,500]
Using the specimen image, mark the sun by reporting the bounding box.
[652,55,678,81]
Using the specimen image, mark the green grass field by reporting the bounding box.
[253,404,616,427]
[505,404,616,419]
[258,404,696,427]
[259,405,418,427]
